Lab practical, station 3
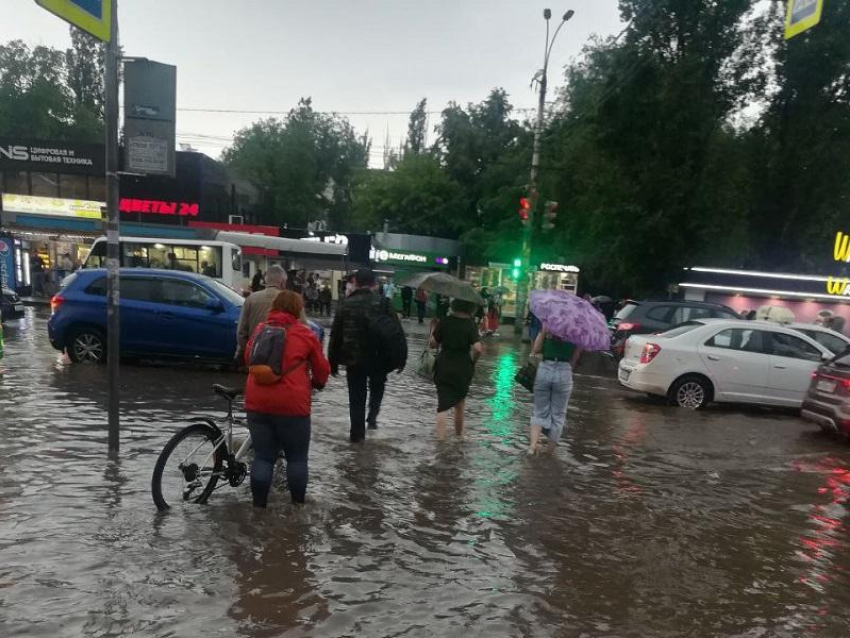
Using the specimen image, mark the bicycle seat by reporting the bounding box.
[212,384,242,401]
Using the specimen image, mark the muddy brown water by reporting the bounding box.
[1,309,849,637]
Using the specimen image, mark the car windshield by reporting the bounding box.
[613,303,638,322]
[660,321,704,338]
[209,279,245,307]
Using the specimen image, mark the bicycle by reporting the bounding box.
[151,384,253,511]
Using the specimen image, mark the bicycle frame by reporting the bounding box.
[187,397,253,480]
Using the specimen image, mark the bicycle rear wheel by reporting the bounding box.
[151,422,224,511]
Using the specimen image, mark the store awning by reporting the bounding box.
[215,231,347,257]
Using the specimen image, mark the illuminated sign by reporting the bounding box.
[539,263,580,273]
[369,248,449,266]
[119,198,199,217]
[827,232,850,297]
[303,233,349,246]
[1,193,102,219]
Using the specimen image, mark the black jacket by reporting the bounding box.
[329,288,399,370]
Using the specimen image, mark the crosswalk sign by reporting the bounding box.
[35,0,112,42]
[785,0,824,40]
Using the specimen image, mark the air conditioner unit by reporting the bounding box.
[228,215,244,225]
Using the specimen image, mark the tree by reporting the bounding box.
[66,26,104,118]
[223,99,370,229]
[404,98,428,155]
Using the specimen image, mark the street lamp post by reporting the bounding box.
[515,8,574,334]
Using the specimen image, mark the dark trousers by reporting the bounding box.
[346,367,387,442]
[416,300,426,323]
[247,412,311,506]
[320,301,332,316]
[402,298,412,318]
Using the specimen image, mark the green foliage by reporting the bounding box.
[223,99,370,230]
[0,28,104,141]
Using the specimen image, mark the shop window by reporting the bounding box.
[2,171,28,195]
[31,172,59,197]
[88,176,106,202]
[59,174,88,199]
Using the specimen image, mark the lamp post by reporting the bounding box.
[515,8,574,334]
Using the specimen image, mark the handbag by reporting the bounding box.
[514,360,538,392]
[416,348,437,380]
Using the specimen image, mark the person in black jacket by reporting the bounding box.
[329,268,406,443]
[401,285,413,319]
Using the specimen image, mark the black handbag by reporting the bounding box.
[514,361,537,392]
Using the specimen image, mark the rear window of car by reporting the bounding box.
[614,303,639,321]
[646,306,673,322]
[84,276,106,296]
[795,329,849,355]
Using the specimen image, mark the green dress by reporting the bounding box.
[433,315,480,412]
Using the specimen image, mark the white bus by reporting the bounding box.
[82,236,243,290]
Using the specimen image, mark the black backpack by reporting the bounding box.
[368,298,408,373]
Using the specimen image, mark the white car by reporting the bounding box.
[787,323,850,356]
[618,319,833,410]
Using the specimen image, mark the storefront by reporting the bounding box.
[534,262,580,293]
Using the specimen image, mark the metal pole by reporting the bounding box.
[515,18,551,335]
[105,0,121,455]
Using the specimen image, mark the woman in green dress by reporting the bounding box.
[430,299,483,439]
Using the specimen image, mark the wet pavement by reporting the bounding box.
[2,308,850,637]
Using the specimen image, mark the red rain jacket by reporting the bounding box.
[243,310,330,416]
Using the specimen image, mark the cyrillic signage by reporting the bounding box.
[539,263,580,273]
[1,193,102,219]
[370,248,449,266]
[0,139,105,175]
[119,198,199,217]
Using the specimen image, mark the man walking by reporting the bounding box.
[329,269,407,443]
[415,287,428,324]
[401,285,413,319]
[236,265,288,361]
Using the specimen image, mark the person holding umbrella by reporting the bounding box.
[527,290,610,455]
[430,298,483,439]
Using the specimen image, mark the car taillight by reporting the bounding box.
[619,322,641,332]
[50,295,65,314]
[640,342,661,364]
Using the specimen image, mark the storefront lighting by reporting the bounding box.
[154,243,165,249]
[679,282,848,302]
[687,267,832,283]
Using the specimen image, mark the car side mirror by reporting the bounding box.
[822,352,832,362]
[206,299,225,313]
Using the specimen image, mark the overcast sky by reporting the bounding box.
[3,0,623,165]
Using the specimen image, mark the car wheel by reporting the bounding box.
[67,326,106,364]
[670,375,711,410]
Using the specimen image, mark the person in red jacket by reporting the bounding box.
[244,290,330,507]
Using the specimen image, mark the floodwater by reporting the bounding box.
[2,309,850,637]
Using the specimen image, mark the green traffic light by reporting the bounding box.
[513,258,522,268]
[512,268,520,279]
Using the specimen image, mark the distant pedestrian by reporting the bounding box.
[415,287,428,324]
[528,323,582,455]
[237,266,287,361]
[384,278,397,302]
[431,299,482,439]
[329,269,408,443]
[243,290,330,507]
[483,299,500,335]
[31,252,46,297]
[251,269,265,293]
[318,284,333,316]
[401,286,413,319]
[305,281,319,313]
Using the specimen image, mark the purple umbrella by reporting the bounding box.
[529,290,610,351]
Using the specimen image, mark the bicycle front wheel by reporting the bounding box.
[152,422,224,511]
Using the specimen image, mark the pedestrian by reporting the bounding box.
[528,323,582,455]
[415,287,428,324]
[431,299,483,439]
[318,284,333,316]
[384,278,397,303]
[328,268,408,443]
[306,281,319,313]
[30,251,46,297]
[251,269,265,293]
[527,310,542,343]
[237,265,288,361]
[243,290,330,507]
[483,299,500,335]
[401,285,413,319]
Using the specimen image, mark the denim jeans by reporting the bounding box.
[247,412,311,506]
[531,361,574,443]
[346,367,387,442]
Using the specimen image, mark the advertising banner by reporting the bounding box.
[0,236,15,290]
[1,194,103,219]
[0,138,105,175]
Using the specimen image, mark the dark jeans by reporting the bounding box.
[416,300,426,323]
[346,367,387,442]
[247,412,311,506]
[402,298,412,318]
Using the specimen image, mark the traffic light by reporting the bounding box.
[518,197,531,225]
[542,200,558,231]
[512,258,522,280]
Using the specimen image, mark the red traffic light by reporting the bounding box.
[518,197,530,221]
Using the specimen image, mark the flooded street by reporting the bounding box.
[2,308,850,637]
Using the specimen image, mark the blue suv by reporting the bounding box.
[48,269,244,364]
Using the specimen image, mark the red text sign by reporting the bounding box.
[119,198,199,217]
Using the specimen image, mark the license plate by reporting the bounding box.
[619,369,631,382]
[817,379,836,393]
[14,304,23,312]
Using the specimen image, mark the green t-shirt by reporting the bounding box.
[542,337,575,361]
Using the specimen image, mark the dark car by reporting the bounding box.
[802,349,850,437]
[610,300,740,358]
[1,287,25,323]
[48,269,244,364]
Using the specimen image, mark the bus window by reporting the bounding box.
[231,247,242,274]
[85,241,106,268]
[122,242,150,268]
[199,245,222,278]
